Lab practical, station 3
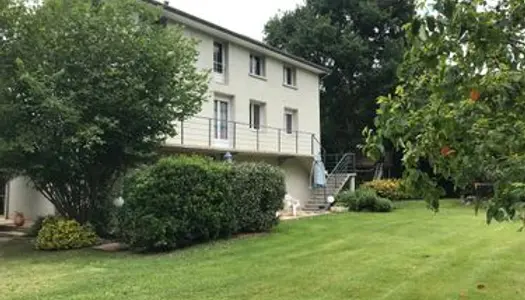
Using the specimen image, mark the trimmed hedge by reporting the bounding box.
[119,156,285,252]
[360,179,410,201]
[336,188,393,213]
[233,163,285,232]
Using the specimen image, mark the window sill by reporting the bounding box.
[249,73,267,81]
[283,83,298,90]
[250,128,268,134]
[213,72,227,85]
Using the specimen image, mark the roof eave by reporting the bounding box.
[144,0,330,75]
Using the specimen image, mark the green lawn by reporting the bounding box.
[2,200,525,300]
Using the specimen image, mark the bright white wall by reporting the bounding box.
[235,154,313,207]
[166,25,322,156]
[7,177,55,221]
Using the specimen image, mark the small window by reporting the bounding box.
[284,109,296,134]
[283,66,296,87]
[250,102,264,129]
[250,54,266,77]
[213,42,225,74]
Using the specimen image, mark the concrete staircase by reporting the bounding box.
[305,173,353,211]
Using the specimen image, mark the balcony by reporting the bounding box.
[165,116,320,156]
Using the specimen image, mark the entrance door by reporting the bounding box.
[213,98,231,148]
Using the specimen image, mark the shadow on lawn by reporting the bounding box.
[0,237,40,259]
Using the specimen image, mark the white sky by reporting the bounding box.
[167,0,305,41]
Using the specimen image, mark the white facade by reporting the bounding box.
[161,5,326,208]
[165,22,323,156]
[2,3,326,220]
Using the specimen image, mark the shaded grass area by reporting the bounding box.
[1,200,525,300]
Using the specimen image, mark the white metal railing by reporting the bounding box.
[166,116,319,156]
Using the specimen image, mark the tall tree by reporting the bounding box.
[264,0,415,153]
[364,0,525,225]
[0,0,208,231]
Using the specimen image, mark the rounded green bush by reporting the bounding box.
[120,156,235,251]
[119,156,286,252]
[373,197,394,212]
[232,163,285,232]
[35,217,98,250]
[336,188,393,212]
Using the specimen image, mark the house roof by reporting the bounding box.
[144,0,330,75]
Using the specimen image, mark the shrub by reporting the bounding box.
[232,163,286,232]
[374,197,394,212]
[336,188,393,212]
[27,215,59,237]
[119,156,286,252]
[35,217,98,250]
[361,179,410,201]
[120,156,235,251]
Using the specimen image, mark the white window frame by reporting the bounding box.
[249,54,266,77]
[284,108,297,135]
[213,97,231,147]
[213,41,226,83]
[283,66,297,87]
[249,101,265,130]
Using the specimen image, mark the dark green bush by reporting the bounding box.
[35,217,98,250]
[119,156,286,252]
[336,188,393,213]
[120,156,235,251]
[232,163,285,232]
[373,197,394,212]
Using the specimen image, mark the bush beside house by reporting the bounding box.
[336,188,393,213]
[232,163,285,232]
[119,156,285,252]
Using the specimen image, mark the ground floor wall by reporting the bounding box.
[3,152,315,219]
[4,177,55,221]
[234,154,313,208]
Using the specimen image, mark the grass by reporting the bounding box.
[2,200,525,300]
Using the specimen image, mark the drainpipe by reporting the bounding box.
[4,181,10,219]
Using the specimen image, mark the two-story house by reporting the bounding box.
[2,1,337,221]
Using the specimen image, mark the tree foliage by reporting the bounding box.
[364,0,525,224]
[0,0,208,230]
[264,0,415,153]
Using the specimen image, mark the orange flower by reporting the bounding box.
[440,146,456,157]
[470,89,480,102]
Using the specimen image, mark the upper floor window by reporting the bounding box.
[283,66,297,87]
[250,54,266,77]
[249,101,265,130]
[284,108,297,134]
[213,42,225,74]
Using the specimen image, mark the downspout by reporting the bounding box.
[4,181,10,219]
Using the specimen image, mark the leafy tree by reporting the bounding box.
[364,0,525,225]
[264,0,415,153]
[0,0,208,231]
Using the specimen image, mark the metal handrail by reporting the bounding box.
[175,115,320,155]
[311,135,327,157]
[185,115,316,135]
[330,153,355,175]
[328,153,356,195]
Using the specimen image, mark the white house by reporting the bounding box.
[1,1,346,221]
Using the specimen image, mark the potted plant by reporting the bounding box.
[13,211,25,227]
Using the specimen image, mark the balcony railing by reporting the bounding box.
[166,116,320,156]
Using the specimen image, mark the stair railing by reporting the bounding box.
[329,153,356,192]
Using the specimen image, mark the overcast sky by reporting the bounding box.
[167,0,305,41]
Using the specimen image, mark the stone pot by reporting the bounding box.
[13,212,25,227]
